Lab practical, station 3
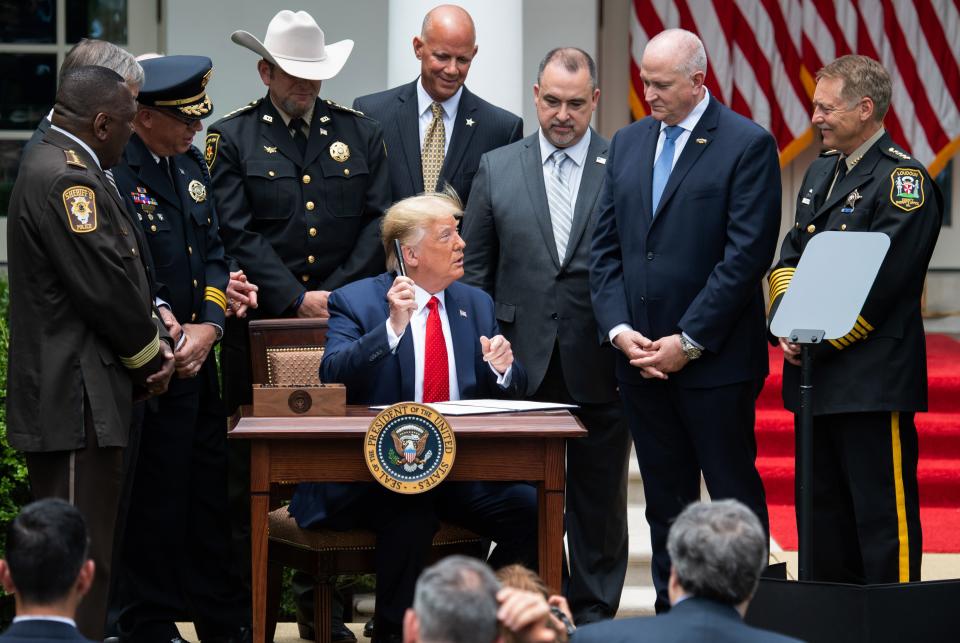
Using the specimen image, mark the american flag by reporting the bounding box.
[629,0,960,176]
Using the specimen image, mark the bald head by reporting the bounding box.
[414,4,478,102]
[643,29,707,77]
[421,4,475,43]
[639,29,708,125]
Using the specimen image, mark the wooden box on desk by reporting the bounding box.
[251,384,346,417]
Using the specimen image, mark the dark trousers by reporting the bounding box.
[805,411,922,583]
[25,407,124,640]
[117,363,247,642]
[530,346,629,624]
[303,481,537,633]
[620,377,769,613]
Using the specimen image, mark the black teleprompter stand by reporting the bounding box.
[744,232,960,643]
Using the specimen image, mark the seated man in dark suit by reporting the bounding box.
[288,189,537,643]
[0,499,97,642]
[573,500,803,643]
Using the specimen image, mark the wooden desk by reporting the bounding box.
[230,408,586,643]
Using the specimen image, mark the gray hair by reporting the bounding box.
[645,28,707,77]
[817,54,892,122]
[413,555,501,643]
[667,500,768,605]
[60,38,144,88]
[537,47,597,91]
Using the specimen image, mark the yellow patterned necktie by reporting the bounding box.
[422,101,446,192]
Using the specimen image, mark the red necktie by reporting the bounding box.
[422,296,449,403]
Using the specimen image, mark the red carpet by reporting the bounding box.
[756,334,960,552]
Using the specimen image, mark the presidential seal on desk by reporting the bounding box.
[365,403,456,494]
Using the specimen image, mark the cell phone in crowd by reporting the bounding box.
[394,239,407,276]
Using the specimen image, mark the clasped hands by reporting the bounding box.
[157,307,218,379]
[614,330,690,379]
[388,276,513,374]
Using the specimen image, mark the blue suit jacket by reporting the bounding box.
[572,597,802,643]
[290,272,527,527]
[0,619,95,642]
[319,272,526,404]
[589,96,781,388]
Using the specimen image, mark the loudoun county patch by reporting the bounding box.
[204,133,220,170]
[62,186,97,233]
[890,167,924,212]
[365,403,455,494]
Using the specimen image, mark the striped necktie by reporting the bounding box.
[104,169,122,200]
[546,150,573,261]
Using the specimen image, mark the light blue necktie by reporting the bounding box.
[651,125,683,216]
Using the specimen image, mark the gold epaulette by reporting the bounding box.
[325,99,366,117]
[220,98,261,121]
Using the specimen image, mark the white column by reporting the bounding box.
[387,0,524,118]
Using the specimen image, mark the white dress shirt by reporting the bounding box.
[385,284,511,402]
[538,127,592,215]
[417,79,462,154]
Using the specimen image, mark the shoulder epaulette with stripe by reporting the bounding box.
[325,99,368,118]
[819,149,841,157]
[219,98,261,121]
[882,146,912,161]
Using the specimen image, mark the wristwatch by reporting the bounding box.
[679,334,703,360]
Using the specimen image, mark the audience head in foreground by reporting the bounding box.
[572,500,802,643]
[667,499,768,614]
[404,555,567,643]
[0,499,94,620]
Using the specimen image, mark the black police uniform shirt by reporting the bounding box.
[205,95,390,317]
[113,134,229,338]
[768,129,943,415]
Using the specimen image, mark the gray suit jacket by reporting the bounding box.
[461,129,618,402]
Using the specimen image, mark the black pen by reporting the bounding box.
[394,238,407,276]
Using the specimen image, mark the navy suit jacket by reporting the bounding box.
[572,597,803,643]
[290,272,527,527]
[319,272,526,404]
[0,619,95,642]
[589,96,781,388]
[353,80,523,204]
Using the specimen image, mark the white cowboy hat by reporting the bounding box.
[231,10,354,81]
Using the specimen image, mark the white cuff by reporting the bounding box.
[385,319,404,352]
[608,323,634,345]
[492,363,512,387]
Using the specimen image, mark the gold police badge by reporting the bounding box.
[365,403,456,494]
[329,141,350,163]
[187,179,207,203]
[62,186,97,233]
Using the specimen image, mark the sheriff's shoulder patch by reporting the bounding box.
[890,167,924,212]
[204,133,220,170]
[364,403,455,494]
[62,186,97,233]
[64,149,86,169]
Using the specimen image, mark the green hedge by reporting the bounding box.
[0,276,32,625]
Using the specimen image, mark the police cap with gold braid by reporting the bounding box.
[138,55,214,119]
